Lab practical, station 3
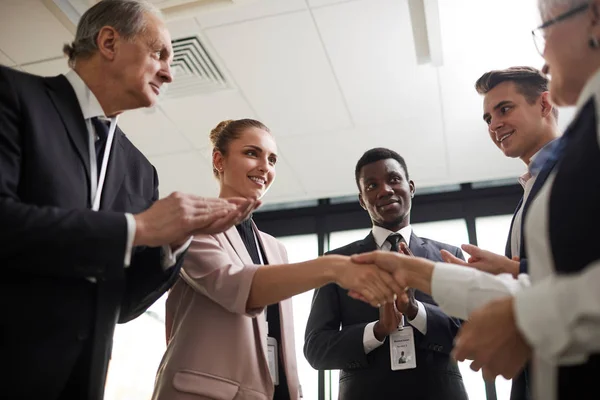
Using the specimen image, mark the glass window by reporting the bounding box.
[475,214,516,400]
[476,215,514,256]
[411,219,470,250]
[104,294,167,400]
[278,234,320,400]
[329,228,371,251]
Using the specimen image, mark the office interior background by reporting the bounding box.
[0,0,578,399]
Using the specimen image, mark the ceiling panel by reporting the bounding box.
[160,90,256,149]
[20,57,68,76]
[149,151,219,199]
[204,10,353,137]
[308,0,357,9]
[277,117,448,200]
[313,0,441,127]
[0,49,16,66]
[117,107,194,157]
[194,0,306,29]
[0,0,73,65]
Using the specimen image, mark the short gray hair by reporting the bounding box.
[63,0,162,68]
[538,0,590,19]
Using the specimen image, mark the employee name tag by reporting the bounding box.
[389,326,417,370]
[267,336,280,385]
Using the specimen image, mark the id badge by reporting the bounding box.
[267,336,280,385]
[389,326,417,370]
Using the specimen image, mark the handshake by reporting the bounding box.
[323,242,433,315]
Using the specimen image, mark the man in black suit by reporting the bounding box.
[303,148,468,400]
[0,1,254,399]
[440,66,561,400]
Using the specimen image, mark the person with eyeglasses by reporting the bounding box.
[352,1,600,399]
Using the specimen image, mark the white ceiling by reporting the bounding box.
[0,0,577,205]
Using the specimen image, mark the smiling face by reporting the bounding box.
[213,127,277,200]
[482,81,553,163]
[358,158,414,231]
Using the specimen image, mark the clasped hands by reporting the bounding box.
[132,192,261,249]
[327,242,427,311]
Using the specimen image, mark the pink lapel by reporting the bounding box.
[223,226,253,266]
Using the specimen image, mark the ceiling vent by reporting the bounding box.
[162,35,229,99]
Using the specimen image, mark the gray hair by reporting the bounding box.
[538,0,590,19]
[63,0,162,68]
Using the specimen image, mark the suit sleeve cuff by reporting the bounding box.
[363,321,385,354]
[124,213,136,268]
[162,236,192,270]
[407,300,427,335]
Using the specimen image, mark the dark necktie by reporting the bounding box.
[91,117,110,177]
[386,233,404,252]
[235,218,261,264]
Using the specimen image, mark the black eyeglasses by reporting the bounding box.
[532,3,590,55]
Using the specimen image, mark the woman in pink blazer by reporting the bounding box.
[152,119,402,400]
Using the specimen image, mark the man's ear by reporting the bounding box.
[358,193,367,210]
[96,26,119,61]
[540,92,554,118]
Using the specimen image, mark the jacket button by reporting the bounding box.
[77,332,88,341]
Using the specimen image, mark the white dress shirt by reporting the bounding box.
[64,69,187,270]
[510,139,558,257]
[513,67,600,400]
[363,225,428,354]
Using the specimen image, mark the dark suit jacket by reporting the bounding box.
[0,66,183,400]
[504,139,562,400]
[304,232,468,400]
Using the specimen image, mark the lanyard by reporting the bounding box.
[88,117,117,211]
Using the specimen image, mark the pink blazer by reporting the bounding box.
[152,224,301,400]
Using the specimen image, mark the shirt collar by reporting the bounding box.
[372,224,412,248]
[64,69,107,120]
[518,138,560,188]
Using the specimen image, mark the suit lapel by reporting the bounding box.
[408,232,429,259]
[99,127,128,209]
[506,197,523,258]
[357,232,378,254]
[224,226,254,266]
[518,144,561,257]
[45,75,90,181]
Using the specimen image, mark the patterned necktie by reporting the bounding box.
[386,233,404,252]
[91,117,110,177]
[235,218,261,264]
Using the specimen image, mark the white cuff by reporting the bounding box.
[161,236,192,270]
[363,321,385,354]
[431,262,474,320]
[124,213,136,268]
[431,262,530,320]
[407,300,427,335]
